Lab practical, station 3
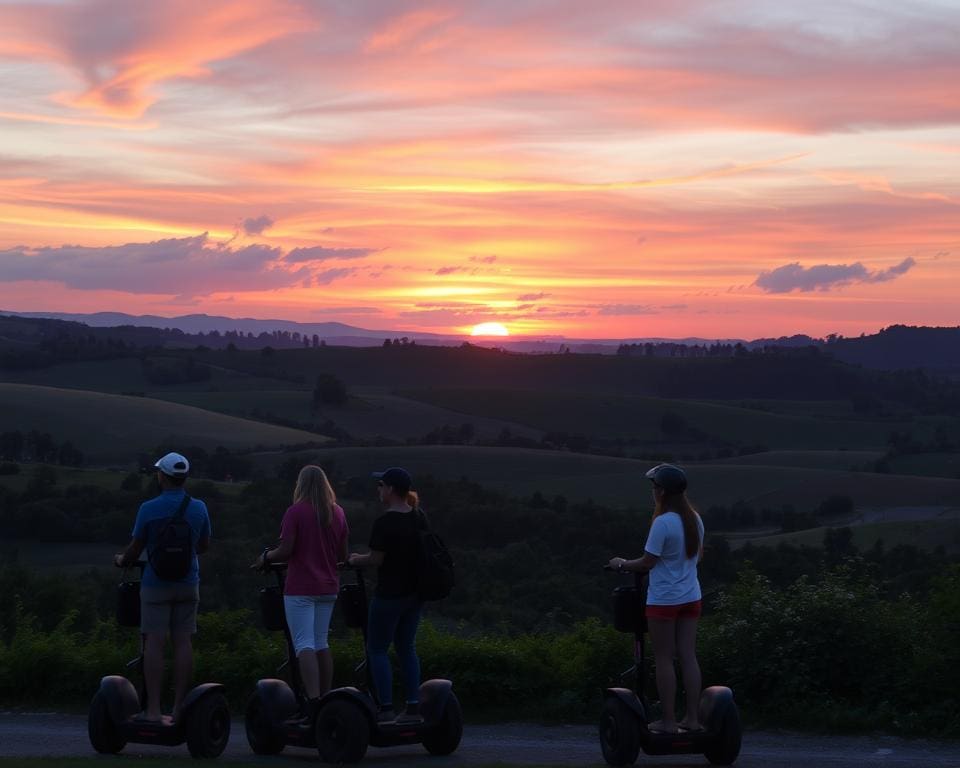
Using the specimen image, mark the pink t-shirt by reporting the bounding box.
[280,501,349,596]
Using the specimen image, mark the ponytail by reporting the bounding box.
[406,490,419,509]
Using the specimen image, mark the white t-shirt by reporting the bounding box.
[643,511,704,605]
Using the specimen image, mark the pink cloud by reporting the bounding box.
[0,0,310,118]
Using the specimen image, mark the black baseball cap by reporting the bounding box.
[372,467,412,493]
[644,463,687,493]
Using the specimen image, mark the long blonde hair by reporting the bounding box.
[293,465,336,528]
[654,491,700,559]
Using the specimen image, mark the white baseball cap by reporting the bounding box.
[154,452,190,477]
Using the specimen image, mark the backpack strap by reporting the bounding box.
[174,493,192,518]
[413,507,429,530]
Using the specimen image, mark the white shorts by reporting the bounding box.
[284,595,337,653]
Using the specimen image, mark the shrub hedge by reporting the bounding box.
[2,565,957,735]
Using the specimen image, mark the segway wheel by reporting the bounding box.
[704,702,742,766]
[422,693,463,756]
[186,692,231,758]
[315,699,369,764]
[599,698,640,766]
[88,690,126,754]
[245,690,285,755]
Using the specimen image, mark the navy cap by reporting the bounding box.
[372,467,412,492]
[644,463,687,493]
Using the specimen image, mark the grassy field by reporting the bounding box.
[886,452,960,479]
[707,449,884,470]
[0,383,329,464]
[732,511,960,553]
[153,386,542,442]
[398,389,903,450]
[248,444,960,512]
[0,357,301,395]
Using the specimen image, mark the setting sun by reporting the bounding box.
[470,322,510,337]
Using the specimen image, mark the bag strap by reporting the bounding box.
[173,493,192,519]
[413,507,429,531]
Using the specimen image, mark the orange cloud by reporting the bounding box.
[2,0,310,118]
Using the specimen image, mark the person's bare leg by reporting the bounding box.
[316,649,333,696]
[676,618,702,730]
[647,618,678,732]
[142,633,166,721]
[298,650,321,699]
[171,632,193,721]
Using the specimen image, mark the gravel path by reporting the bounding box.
[2,712,959,767]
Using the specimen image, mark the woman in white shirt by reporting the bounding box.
[608,463,704,735]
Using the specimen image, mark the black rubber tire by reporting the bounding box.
[422,694,463,756]
[315,699,369,764]
[704,702,742,766]
[599,697,641,766]
[244,690,285,755]
[185,692,232,758]
[88,690,126,754]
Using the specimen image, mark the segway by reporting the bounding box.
[88,561,231,758]
[245,562,462,763]
[599,567,741,766]
[243,559,321,754]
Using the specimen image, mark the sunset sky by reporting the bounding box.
[1,0,958,339]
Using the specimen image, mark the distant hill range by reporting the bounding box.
[1,310,957,372]
[0,310,749,353]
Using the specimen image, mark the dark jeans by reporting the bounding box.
[367,593,422,707]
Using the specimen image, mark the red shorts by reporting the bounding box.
[645,600,702,620]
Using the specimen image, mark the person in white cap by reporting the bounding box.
[114,451,212,723]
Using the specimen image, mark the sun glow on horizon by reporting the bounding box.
[1,2,958,338]
[470,322,510,337]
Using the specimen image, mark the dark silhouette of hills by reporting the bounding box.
[1,311,957,372]
[825,325,960,372]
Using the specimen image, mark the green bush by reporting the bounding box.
[1,568,957,735]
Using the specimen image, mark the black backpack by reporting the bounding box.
[148,494,194,581]
[413,509,455,601]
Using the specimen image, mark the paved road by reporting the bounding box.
[2,712,959,767]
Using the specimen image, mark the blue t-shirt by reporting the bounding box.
[132,489,211,587]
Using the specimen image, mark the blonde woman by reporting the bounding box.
[254,466,349,720]
[608,463,705,735]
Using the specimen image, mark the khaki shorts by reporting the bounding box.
[141,583,200,635]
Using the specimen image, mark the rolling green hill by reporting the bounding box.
[0,383,329,464]
[398,389,905,450]
[731,511,960,553]
[249,444,960,512]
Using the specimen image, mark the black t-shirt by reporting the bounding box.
[368,508,427,598]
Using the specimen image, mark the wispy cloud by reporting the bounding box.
[286,246,378,263]
[597,304,660,316]
[755,258,917,294]
[0,0,310,118]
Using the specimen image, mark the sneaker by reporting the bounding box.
[395,703,423,725]
[376,707,396,723]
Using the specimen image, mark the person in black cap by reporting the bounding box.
[608,463,704,734]
[114,452,211,723]
[348,466,425,724]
